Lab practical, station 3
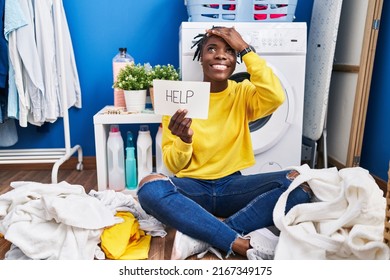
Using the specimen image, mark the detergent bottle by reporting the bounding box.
[125,146,138,190]
[107,124,125,191]
[126,130,135,148]
[113,47,134,107]
[155,124,172,176]
[136,125,153,183]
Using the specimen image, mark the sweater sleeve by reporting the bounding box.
[242,51,285,121]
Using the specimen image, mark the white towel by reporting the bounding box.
[273,164,389,260]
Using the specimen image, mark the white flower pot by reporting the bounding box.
[124,89,147,112]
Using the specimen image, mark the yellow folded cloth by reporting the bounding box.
[101,211,151,260]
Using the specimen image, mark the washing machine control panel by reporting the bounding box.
[241,29,306,54]
[180,22,307,55]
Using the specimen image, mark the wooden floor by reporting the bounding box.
[0,166,244,260]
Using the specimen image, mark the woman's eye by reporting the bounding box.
[207,46,216,52]
[226,48,235,55]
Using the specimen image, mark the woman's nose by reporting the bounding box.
[214,50,227,59]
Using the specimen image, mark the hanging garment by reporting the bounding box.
[4,0,82,126]
[0,0,8,89]
[52,0,82,114]
[5,0,45,127]
[101,211,151,260]
[273,164,389,260]
[3,0,24,121]
[34,0,61,122]
[6,65,19,119]
[0,118,18,146]
[0,86,7,123]
[3,0,27,122]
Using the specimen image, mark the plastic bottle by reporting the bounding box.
[137,125,153,183]
[155,124,173,176]
[126,130,134,148]
[113,48,134,107]
[107,124,125,191]
[125,147,138,190]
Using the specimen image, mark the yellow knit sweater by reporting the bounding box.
[161,51,285,179]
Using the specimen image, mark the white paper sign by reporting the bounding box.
[153,80,210,119]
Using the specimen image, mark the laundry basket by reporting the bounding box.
[384,163,390,246]
[185,0,298,22]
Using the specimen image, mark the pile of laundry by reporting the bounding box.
[0,181,166,260]
[273,164,390,260]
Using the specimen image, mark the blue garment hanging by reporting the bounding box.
[0,0,8,89]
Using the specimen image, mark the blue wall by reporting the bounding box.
[4,0,389,181]
[360,0,390,181]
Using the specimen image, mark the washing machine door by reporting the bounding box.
[230,63,295,154]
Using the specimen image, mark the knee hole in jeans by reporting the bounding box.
[138,173,169,189]
[286,170,300,181]
[286,170,313,197]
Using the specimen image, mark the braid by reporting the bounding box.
[191,33,206,61]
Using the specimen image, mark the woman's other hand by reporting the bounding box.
[168,109,193,143]
[206,26,249,53]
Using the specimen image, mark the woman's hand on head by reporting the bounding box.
[206,27,249,53]
[168,109,193,144]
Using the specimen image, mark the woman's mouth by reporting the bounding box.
[211,64,228,70]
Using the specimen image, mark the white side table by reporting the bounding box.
[93,106,162,191]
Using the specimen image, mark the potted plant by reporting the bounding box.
[149,64,180,109]
[113,62,153,112]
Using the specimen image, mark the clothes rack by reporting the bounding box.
[0,0,83,183]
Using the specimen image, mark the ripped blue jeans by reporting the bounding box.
[137,170,311,254]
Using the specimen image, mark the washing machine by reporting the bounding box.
[179,22,307,174]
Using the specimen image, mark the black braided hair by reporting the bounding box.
[191,26,239,62]
[191,32,207,61]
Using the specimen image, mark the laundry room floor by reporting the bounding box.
[0,164,245,260]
